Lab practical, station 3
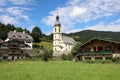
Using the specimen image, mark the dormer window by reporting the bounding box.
[13,35,15,37]
[19,36,21,37]
[26,41,31,43]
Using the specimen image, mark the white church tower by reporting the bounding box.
[53,14,76,56]
[53,14,62,53]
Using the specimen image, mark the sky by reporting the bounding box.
[0,0,120,35]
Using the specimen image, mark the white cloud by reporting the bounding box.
[85,23,120,32]
[69,6,87,19]
[7,7,30,21]
[65,22,120,33]
[0,15,18,24]
[42,0,120,33]
[0,0,33,26]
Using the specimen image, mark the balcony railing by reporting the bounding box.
[80,50,113,54]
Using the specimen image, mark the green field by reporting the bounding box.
[34,41,53,50]
[0,61,120,80]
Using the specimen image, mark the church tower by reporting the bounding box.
[53,14,62,55]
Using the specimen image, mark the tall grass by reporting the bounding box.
[0,61,120,80]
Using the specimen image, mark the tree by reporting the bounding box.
[71,42,82,56]
[31,26,42,42]
[0,23,15,40]
[16,27,23,32]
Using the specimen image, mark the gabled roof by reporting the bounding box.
[80,38,120,47]
[62,36,76,44]
[8,31,33,41]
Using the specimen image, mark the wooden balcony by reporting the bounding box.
[80,50,113,54]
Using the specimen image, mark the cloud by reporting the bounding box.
[0,0,33,25]
[42,0,120,33]
[7,7,30,21]
[69,6,87,19]
[65,22,120,33]
[0,15,18,24]
[85,23,120,32]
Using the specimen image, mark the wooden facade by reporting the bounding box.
[76,38,120,61]
[0,40,31,60]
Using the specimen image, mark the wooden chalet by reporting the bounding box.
[0,30,33,60]
[0,40,32,60]
[76,38,120,61]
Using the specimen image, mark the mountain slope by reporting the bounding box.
[65,30,120,43]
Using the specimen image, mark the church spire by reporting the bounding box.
[56,12,59,21]
[55,12,61,26]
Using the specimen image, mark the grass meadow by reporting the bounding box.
[38,41,53,50]
[0,61,120,80]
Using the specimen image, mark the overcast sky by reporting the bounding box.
[0,0,120,34]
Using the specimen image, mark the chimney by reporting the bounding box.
[14,30,16,33]
[23,31,25,34]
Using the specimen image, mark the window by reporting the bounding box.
[85,47,91,52]
[19,36,21,37]
[105,46,112,51]
[55,28,57,32]
[26,41,31,43]
[66,44,67,46]
[59,28,60,33]
[55,48,56,51]
[1,43,8,48]
[20,44,25,48]
[13,35,15,37]
[66,49,67,51]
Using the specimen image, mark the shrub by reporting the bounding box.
[61,53,73,61]
[61,53,67,60]
[82,60,113,64]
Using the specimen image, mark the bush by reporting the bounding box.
[42,53,48,62]
[42,49,53,62]
[82,60,113,64]
[61,53,73,61]
[33,44,44,49]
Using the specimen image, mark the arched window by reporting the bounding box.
[59,28,60,33]
[55,28,57,32]
[55,48,56,51]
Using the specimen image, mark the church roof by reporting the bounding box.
[62,36,76,44]
[7,31,33,41]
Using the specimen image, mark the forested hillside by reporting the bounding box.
[65,30,120,43]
